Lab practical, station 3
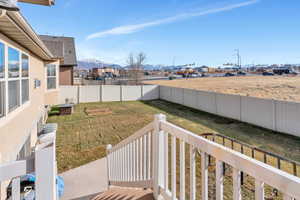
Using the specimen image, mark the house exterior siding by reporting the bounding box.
[0,32,59,198]
[59,65,74,85]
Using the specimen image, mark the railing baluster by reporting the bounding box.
[126,144,129,181]
[118,150,120,181]
[148,132,151,179]
[232,168,242,200]
[255,179,264,200]
[144,134,147,180]
[180,140,186,200]
[12,177,20,200]
[135,139,139,181]
[164,132,169,190]
[201,151,209,200]
[190,146,196,200]
[140,137,143,180]
[216,159,224,200]
[172,135,177,200]
[128,143,132,181]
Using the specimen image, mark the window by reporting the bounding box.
[47,64,56,90]
[0,42,30,117]
[8,80,20,112]
[22,79,29,103]
[0,42,4,79]
[0,82,5,118]
[22,54,29,77]
[8,47,20,78]
[21,54,29,104]
[0,43,5,118]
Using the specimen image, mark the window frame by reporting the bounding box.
[46,64,57,90]
[0,39,30,119]
[0,42,5,118]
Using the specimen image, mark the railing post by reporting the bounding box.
[153,114,166,199]
[35,143,56,200]
[106,144,112,188]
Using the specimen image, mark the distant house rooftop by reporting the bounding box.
[39,35,77,66]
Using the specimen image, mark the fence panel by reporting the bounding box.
[142,85,159,100]
[102,85,121,102]
[122,86,142,101]
[170,87,184,104]
[59,86,78,104]
[216,93,241,120]
[183,88,198,109]
[275,101,300,137]
[241,96,275,130]
[79,85,101,103]
[197,91,217,114]
[160,86,172,101]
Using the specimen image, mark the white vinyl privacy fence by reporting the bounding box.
[59,84,300,137]
[59,85,159,104]
[159,86,300,137]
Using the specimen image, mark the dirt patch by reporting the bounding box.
[145,76,300,102]
[85,107,112,116]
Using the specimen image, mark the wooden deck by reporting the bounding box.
[92,188,154,200]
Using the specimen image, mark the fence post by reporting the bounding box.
[35,144,56,200]
[153,114,166,199]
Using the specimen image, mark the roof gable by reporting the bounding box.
[39,35,77,66]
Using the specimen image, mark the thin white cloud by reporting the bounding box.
[86,0,259,40]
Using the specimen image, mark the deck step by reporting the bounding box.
[92,188,154,200]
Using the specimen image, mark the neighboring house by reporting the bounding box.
[0,0,58,198]
[92,67,119,78]
[39,35,78,85]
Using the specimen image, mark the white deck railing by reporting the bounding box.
[106,121,154,188]
[0,141,57,200]
[107,114,300,200]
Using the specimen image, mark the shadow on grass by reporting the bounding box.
[141,100,300,162]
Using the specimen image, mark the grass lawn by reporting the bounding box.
[47,100,300,173]
[48,100,300,199]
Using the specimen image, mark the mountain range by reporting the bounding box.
[77,59,194,70]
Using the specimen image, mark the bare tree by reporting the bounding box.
[127,52,146,85]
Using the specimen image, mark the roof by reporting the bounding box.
[0,10,54,61]
[39,35,77,66]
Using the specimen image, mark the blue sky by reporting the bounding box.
[19,0,300,66]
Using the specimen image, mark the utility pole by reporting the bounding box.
[235,49,241,69]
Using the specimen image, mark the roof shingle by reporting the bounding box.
[39,35,77,66]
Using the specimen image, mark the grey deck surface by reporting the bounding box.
[60,158,108,200]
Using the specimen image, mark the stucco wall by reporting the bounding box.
[0,33,59,165]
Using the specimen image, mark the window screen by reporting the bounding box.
[22,79,29,103]
[8,80,20,112]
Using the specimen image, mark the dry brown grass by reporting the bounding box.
[48,100,300,199]
[145,76,300,102]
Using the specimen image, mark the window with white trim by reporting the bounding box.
[47,64,56,90]
[0,42,30,118]
[0,42,5,118]
[8,47,20,112]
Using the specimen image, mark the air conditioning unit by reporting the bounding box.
[0,0,19,11]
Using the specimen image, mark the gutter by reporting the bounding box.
[5,11,55,61]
